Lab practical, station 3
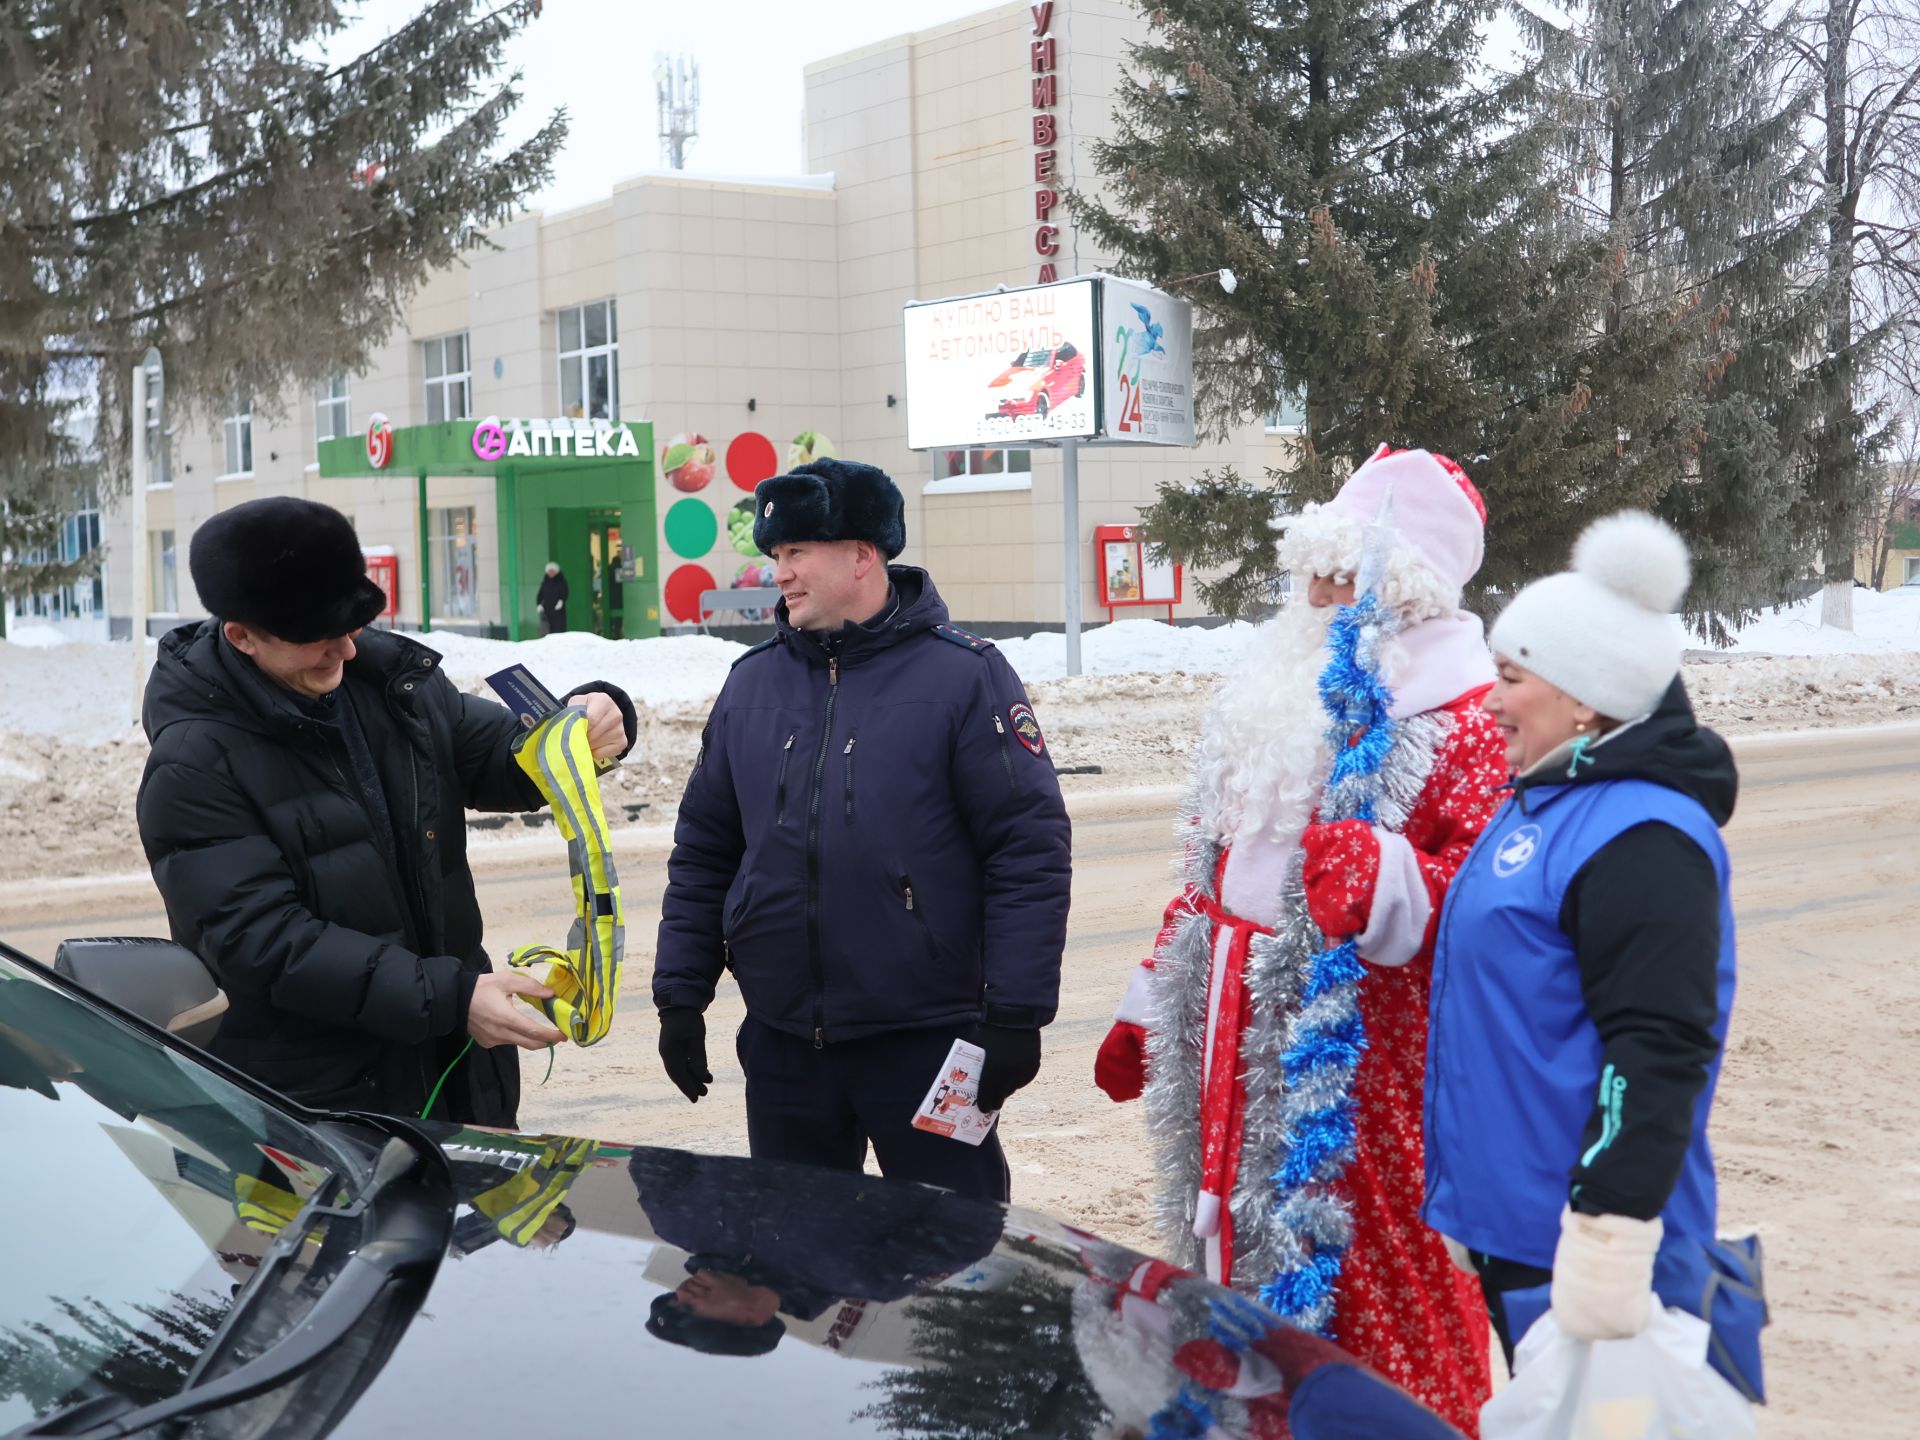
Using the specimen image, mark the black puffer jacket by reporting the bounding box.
[138,621,585,1125]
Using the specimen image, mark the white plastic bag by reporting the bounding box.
[1481,1308,1757,1440]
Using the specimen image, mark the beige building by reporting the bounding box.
[65,0,1297,642]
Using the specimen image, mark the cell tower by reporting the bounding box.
[655,53,699,171]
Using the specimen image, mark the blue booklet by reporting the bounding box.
[485,664,563,729]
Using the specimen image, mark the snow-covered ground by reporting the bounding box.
[3,597,1917,883]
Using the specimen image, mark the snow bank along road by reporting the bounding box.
[3,722,1914,1436]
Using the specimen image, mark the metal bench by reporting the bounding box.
[697,587,780,633]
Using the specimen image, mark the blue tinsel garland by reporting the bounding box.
[1257,591,1402,1339]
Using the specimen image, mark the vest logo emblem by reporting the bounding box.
[1493,824,1543,878]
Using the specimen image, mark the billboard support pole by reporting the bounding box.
[130,361,149,721]
[1061,437,1082,677]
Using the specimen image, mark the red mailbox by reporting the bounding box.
[362,547,400,626]
[1094,523,1181,623]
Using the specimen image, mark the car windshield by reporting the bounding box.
[1013,348,1051,368]
[0,951,365,1432]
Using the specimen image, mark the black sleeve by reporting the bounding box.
[1558,821,1723,1220]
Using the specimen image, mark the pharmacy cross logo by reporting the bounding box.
[471,422,508,461]
[1493,824,1543,878]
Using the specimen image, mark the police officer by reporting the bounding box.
[653,459,1071,1200]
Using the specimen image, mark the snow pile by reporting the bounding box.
[1719,586,1920,656]
[998,619,1255,684]
[0,635,154,745]
[4,624,71,650]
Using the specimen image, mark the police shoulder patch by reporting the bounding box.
[729,636,782,670]
[930,622,995,655]
[1008,701,1044,755]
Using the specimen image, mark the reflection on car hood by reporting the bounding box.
[332,1128,1464,1440]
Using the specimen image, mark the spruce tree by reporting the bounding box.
[1522,0,1838,641]
[1076,0,1710,614]
[0,0,565,631]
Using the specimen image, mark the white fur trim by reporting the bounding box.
[1113,962,1156,1026]
[1193,1189,1223,1240]
[1385,612,1497,720]
[1356,828,1431,969]
[1276,506,1463,622]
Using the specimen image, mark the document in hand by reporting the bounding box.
[911,1037,999,1146]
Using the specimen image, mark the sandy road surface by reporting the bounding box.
[4,728,1916,1435]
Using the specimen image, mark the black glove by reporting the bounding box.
[974,1025,1042,1112]
[657,1007,711,1103]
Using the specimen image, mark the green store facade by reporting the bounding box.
[317,418,663,641]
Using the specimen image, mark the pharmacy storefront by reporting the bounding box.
[317,416,659,640]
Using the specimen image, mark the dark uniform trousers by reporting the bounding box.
[736,1016,1012,1202]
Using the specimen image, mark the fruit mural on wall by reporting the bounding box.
[659,428,835,624]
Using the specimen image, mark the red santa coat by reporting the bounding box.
[1107,617,1508,1436]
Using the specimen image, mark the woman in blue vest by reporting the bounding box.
[1423,512,1764,1394]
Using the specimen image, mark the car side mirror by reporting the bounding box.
[53,937,228,1049]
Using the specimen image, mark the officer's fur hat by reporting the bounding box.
[646,1293,785,1358]
[190,497,387,642]
[752,458,905,560]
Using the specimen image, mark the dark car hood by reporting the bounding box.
[331,1128,1465,1440]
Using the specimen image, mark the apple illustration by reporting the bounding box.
[663,433,717,492]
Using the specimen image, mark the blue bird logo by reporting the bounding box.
[1130,303,1166,357]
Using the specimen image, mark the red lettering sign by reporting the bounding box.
[1031,1,1053,34]
[1034,149,1057,182]
[1032,74,1056,108]
[1037,261,1058,283]
[1028,3,1062,285]
[1035,225,1060,256]
[1033,114,1056,146]
[1031,38,1056,72]
[1035,188,1058,220]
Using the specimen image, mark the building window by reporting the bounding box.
[1906,556,1920,585]
[150,529,178,611]
[315,375,351,454]
[557,300,618,421]
[143,354,170,487]
[222,403,253,477]
[1264,388,1307,434]
[429,506,479,619]
[423,334,471,423]
[925,447,1033,495]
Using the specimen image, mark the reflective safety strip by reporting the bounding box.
[505,708,625,1047]
[468,1136,598,1245]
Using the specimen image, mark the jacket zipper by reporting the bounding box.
[842,736,857,822]
[991,711,1018,791]
[804,655,840,1047]
[774,734,796,825]
[902,874,937,961]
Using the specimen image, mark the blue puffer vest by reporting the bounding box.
[1422,777,1737,1269]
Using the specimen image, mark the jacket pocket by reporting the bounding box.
[900,873,937,962]
[774,733,796,825]
[990,712,1020,793]
[842,735,858,823]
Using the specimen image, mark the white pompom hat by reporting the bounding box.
[1276,443,1488,621]
[1489,511,1691,721]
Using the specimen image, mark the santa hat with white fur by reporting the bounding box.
[1276,444,1488,620]
[1489,511,1691,721]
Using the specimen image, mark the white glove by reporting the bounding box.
[1549,1205,1662,1340]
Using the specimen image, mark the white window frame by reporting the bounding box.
[1905,556,1920,585]
[428,505,480,620]
[1264,388,1307,435]
[422,333,471,423]
[143,355,172,488]
[556,300,619,421]
[220,403,253,478]
[149,528,179,612]
[315,375,351,456]
[924,446,1034,496]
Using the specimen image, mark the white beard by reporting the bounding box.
[1191,602,1337,851]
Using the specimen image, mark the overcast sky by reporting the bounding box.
[327,0,1020,213]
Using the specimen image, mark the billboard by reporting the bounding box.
[903,279,1098,449]
[1100,277,1196,447]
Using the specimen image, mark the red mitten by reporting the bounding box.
[1300,819,1381,939]
[1094,1020,1148,1102]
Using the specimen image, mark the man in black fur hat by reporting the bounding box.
[653,459,1072,1200]
[136,497,637,1125]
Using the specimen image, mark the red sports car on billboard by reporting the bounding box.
[987,341,1086,419]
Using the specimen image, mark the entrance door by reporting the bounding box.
[586,510,625,639]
